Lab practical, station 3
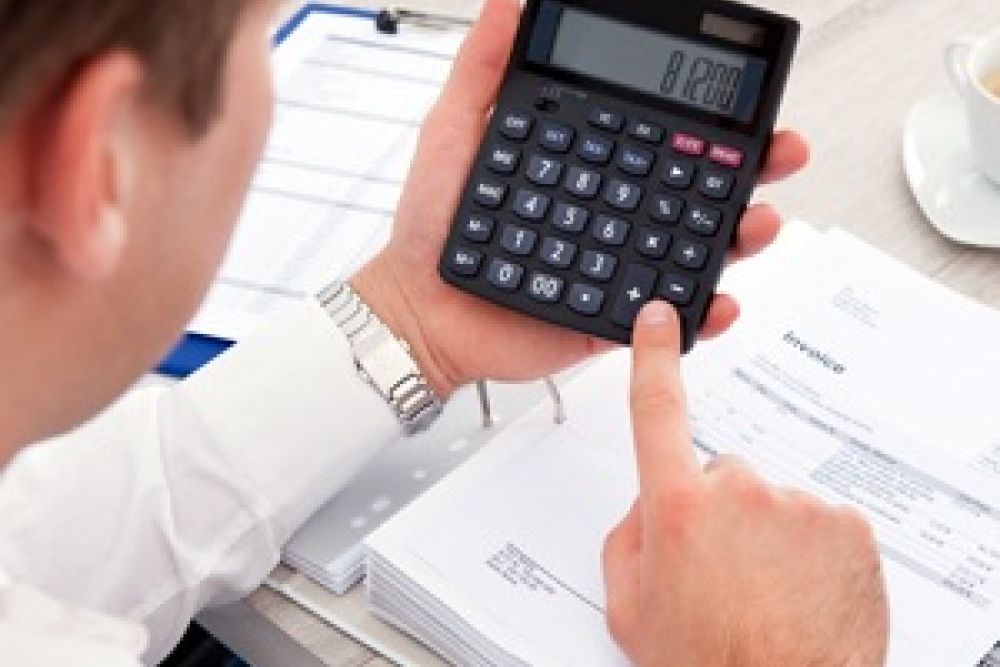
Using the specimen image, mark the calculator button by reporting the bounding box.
[486,146,521,175]
[673,240,710,270]
[604,179,643,212]
[698,171,735,201]
[540,122,575,153]
[593,215,630,247]
[500,224,538,256]
[564,166,602,199]
[627,120,665,145]
[446,246,483,277]
[540,237,578,269]
[461,214,495,243]
[578,135,615,164]
[568,284,605,316]
[662,158,696,189]
[580,250,617,282]
[526,155,564,187]
[672,132,707,157]
[588,108,625,133]
[618,146,655,177]
[709,144,745,169]
[526,272,565,303]
[513,189,551,221]
[637,227,672,259]
[660,274,697,307]
[487,258,525,291]
[684,205,722,237]
[649,194,684,224]
[473,180,508,209]
[500,110,533,140]
[552,202,590,233]
[610,264,658,329]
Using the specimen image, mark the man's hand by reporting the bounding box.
[352,0,809,398]
[602,301,889,667]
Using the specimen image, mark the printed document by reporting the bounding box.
[189,12,462,341]
[366,225,1000,666]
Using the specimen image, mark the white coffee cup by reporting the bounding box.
[946,31,1000,186]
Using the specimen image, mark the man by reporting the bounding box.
[0,0,888,664]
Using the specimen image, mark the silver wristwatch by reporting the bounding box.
[317,281,444,435]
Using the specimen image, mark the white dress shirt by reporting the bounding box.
[0,299,402,664]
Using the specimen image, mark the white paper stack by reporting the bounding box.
[365,222,1000,667]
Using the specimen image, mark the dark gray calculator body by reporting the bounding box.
[440,0,799,351]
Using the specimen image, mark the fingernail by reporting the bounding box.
[639,301,675,326]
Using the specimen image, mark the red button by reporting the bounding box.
[709,144,744,169]
[671,132,706,157]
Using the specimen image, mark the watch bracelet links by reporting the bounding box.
[317,282,443,435]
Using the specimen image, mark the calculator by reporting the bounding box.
[439,0,799,351]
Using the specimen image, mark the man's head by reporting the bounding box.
[0,0,279,455]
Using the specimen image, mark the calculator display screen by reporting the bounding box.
[531,3,768,123]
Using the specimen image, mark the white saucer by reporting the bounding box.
[903,93,1000,248]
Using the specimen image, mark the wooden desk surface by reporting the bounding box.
[227,1,1000,664]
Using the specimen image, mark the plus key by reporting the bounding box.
[610,264,658,329]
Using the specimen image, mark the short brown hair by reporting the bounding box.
[0,0,249,135]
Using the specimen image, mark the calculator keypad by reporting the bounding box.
[443,96,751,350]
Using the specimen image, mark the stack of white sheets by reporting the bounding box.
[365,222,1000,667]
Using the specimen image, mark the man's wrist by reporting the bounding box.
[350,256,459,400]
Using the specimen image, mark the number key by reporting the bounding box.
[540,237,577,269]
[501,224,537,256]
[526,155,564,187]
[564,166,602,199]
[552,202,590,234]
[513,189,551,221]
[593,215,630,247]
[487,258,524,291]
[604,179,643,212]
[526,272,565,303]
[580,250,617,282]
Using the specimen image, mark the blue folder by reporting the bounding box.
[157,3,377,379]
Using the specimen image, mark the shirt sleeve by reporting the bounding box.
[0,298,402,663]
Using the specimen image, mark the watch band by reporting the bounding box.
[317,281,443,435]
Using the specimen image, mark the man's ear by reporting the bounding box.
[29,50,144,281]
